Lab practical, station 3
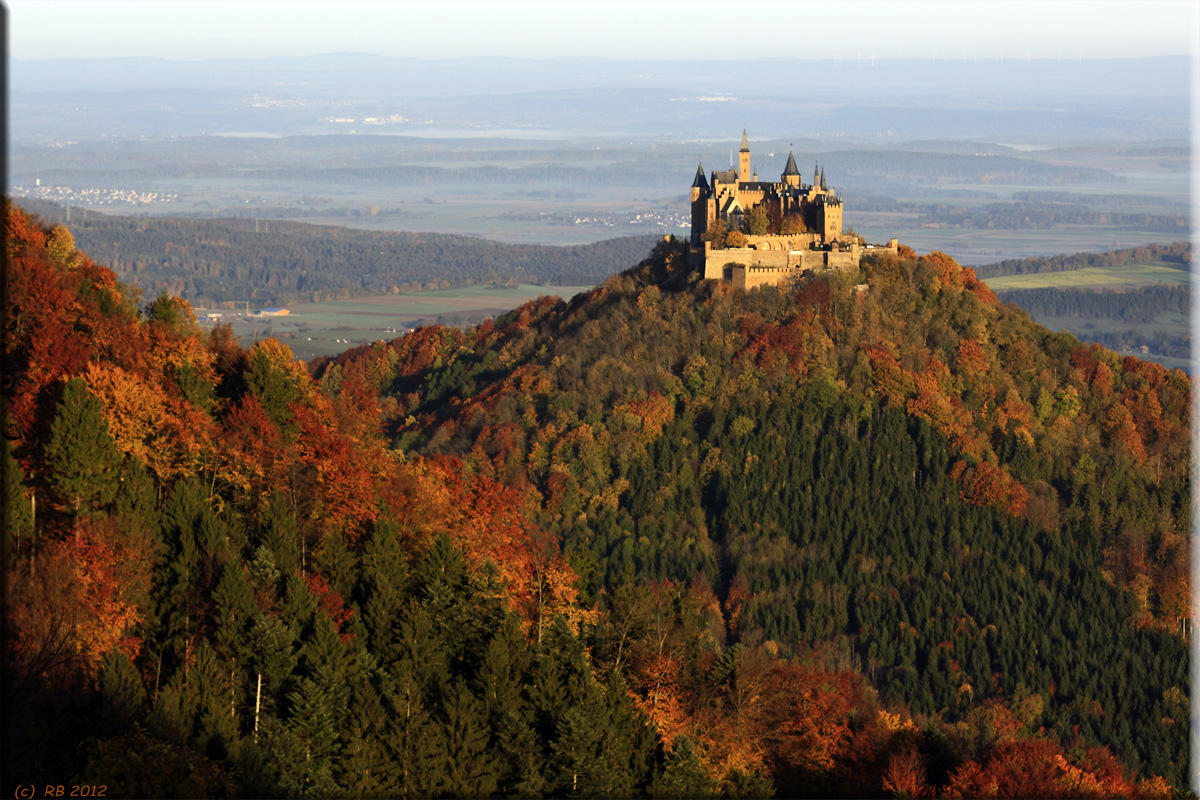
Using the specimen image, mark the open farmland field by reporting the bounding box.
[197,282,591,360]
[982,262,1192,291]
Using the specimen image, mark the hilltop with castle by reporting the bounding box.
[690,130,897,289]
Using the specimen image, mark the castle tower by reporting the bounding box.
[822,196,843,241]
[691,160,708,202]
[690,160,711,246]
[782,148,801,187]
[739,129,751,183]
[813,162,819,187]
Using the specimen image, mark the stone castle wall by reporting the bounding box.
[697,238,900,289]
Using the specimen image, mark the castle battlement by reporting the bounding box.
[690,131,896,289]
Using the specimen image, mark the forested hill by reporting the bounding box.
[4,202,1189,798]
[15,199,658,306]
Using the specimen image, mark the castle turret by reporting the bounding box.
[691,160,709,201]
[782,148,801,187]
[690,159,711,246]
[739,128,751,183]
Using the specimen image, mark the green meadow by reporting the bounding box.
[197,283,592,360]
[982,262,1192,291]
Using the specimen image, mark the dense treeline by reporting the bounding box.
[1080,331,1192,362]
[18,163,688,190]
[849,196,1188,233]
[916,204,1189,233]
[974,241,1191,278]
[1010,191,1189,208]
[995,284,1193,361]
[850,194,1183,215]
[997,284,1190,322]
[16,200,656,306]
[17,149,1114,192]
[815,151,1115,184]
[3,203,1188,798]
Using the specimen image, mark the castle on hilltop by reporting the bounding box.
[690,130,897,289]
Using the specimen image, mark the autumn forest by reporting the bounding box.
[1,200,1191,798]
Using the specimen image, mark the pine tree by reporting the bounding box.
[261,490,303,574]
[44,377,123,526]
[3,437,34,560]
[359,518,410,662]
[212,562,258,664]
[98,648,148,729]
[439,678,500,798]
[478,617,544,794]
[651,736,718,799]
[335,676,399,797]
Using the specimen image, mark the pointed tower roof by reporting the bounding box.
[740,129,750,152]
[692,160,709,189]
[820,167,827,190]
[782,148,800,177]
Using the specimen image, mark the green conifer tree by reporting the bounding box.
[439,678,500,798]
[98,648,148,730]
[3,437,34,560]
[650,736,717,799]
[44,377,123,524]
[359,518,410,661]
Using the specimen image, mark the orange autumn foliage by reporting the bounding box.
[400,455,591,637]
[920,250,965,289]
[7,517,151,673]
[766,664,872,776]
[951,459,1029,516]
[84,362,215,482]
[943,739,1153,799]
[291,397,381,542]
[962,266,998,304]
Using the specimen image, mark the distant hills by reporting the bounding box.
[11,54,1189,100]
[10,54,1190,140]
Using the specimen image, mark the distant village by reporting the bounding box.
[11,183,178,207]
[498,208,691,230]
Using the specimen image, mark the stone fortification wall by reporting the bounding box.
[731,264,795,291]
[697,238,901,289]
[744,233,821,250]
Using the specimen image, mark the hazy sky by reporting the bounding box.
[7,0,1198,61]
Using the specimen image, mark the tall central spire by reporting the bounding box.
[738,129,751,183]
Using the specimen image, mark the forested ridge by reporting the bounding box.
[995,284,1190,323]
[16,199,657,306]
[974,242,1191,279]
[16,148,1113,190]
[3,202,1189,798]
[976,243,1193,362]
[994,284,1192,362]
